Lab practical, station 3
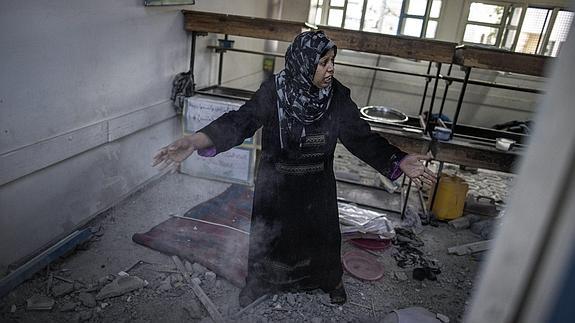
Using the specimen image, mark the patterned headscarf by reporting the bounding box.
[275,30,337,150]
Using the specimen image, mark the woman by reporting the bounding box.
[153,31,434,306]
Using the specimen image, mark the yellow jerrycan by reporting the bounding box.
[430,174,469,220]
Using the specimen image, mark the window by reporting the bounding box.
[463,1,573,57]
[308,0,443,38]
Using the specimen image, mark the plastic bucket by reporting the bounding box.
[431,174,469,220]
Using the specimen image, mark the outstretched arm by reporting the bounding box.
[152,132,214,171]
[399,153,436,188]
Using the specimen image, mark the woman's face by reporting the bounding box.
[312,49,335,89]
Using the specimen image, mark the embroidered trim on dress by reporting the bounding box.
[275,162,324,175]
[299,152,325,159]
[301,134,326,147]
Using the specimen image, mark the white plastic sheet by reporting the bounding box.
[338,202,395,239]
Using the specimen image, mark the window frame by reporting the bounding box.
[461,0,572,56]
[312,0,443,39]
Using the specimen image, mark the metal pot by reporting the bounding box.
[360,106,408,124]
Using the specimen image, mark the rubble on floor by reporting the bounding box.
[0,170,507,322]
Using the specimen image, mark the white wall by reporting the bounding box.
[0,0,268,273]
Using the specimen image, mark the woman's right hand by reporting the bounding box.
[152,135,197,171]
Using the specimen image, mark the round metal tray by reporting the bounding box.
[360,106,408,124]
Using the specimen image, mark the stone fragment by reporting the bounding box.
[52,283,75,297]
[286,293,296,306]
[184,261,194,273]
[26,294,55,311]
[311,318,322,323]
[78,310,92,321]
[117,271,129,277]
[157,277,172,291]
[10,304,16,313]
[96,276,148,300]
[183,300,204,319]
[204,272,216,284]
[192,263,207,274]
[78,292,97,308]
[394,271,408,281]
[437,313,450,322]
[60,302,79,312]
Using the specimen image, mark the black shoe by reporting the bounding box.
[328,281,347,305]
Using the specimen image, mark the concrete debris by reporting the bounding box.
[286,293,296,307]
[191,277,201,285]
[204,272,216,284]
[52,282,74,297]
[100,302,110,309]
[470,219,500,240]
[448,240,492,256]
[437,312,450,322]
[184,260,194,273]
[26,294,55,311]
[78,292,97,308]
[59,302,79,312]
[183,300,204,319]
[311,317,323,323]
[77,310,92,322]
[117,271,130,277]
[172,255,224,323]
[448,215,479,230]
[96,275,148,300]
[157,277,172,291]
[394,271,408,281]
[192,263,208,275]
[272,294,278,302]
[10,305,16,313]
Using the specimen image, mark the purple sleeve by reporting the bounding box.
[389,155,407,181]
[197,146,217,157]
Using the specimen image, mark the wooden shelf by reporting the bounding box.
[182,10,457,64]
[183,10,552,77]
[454,45,552,77]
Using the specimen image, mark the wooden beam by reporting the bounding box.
[320,26,457,64]
[454,45,552,77]
[182,10,457,63]
[182,10,304,43]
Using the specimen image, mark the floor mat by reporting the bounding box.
[132,184,253,287]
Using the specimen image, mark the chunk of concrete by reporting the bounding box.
[448,217,471,230]
[60,302,79,312]
[95,276,148,300]
[78,292,97,308]
[78,310,92,322]
[394,271,408,281]
[52,283,75,297]
[286,293,296,307]
[192,263,207,275]
[204,272,216,284]
[26,294,55,311]
[184,260,194,273]
[436,313,450,322]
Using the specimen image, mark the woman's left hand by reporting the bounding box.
[399,153,436,189]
